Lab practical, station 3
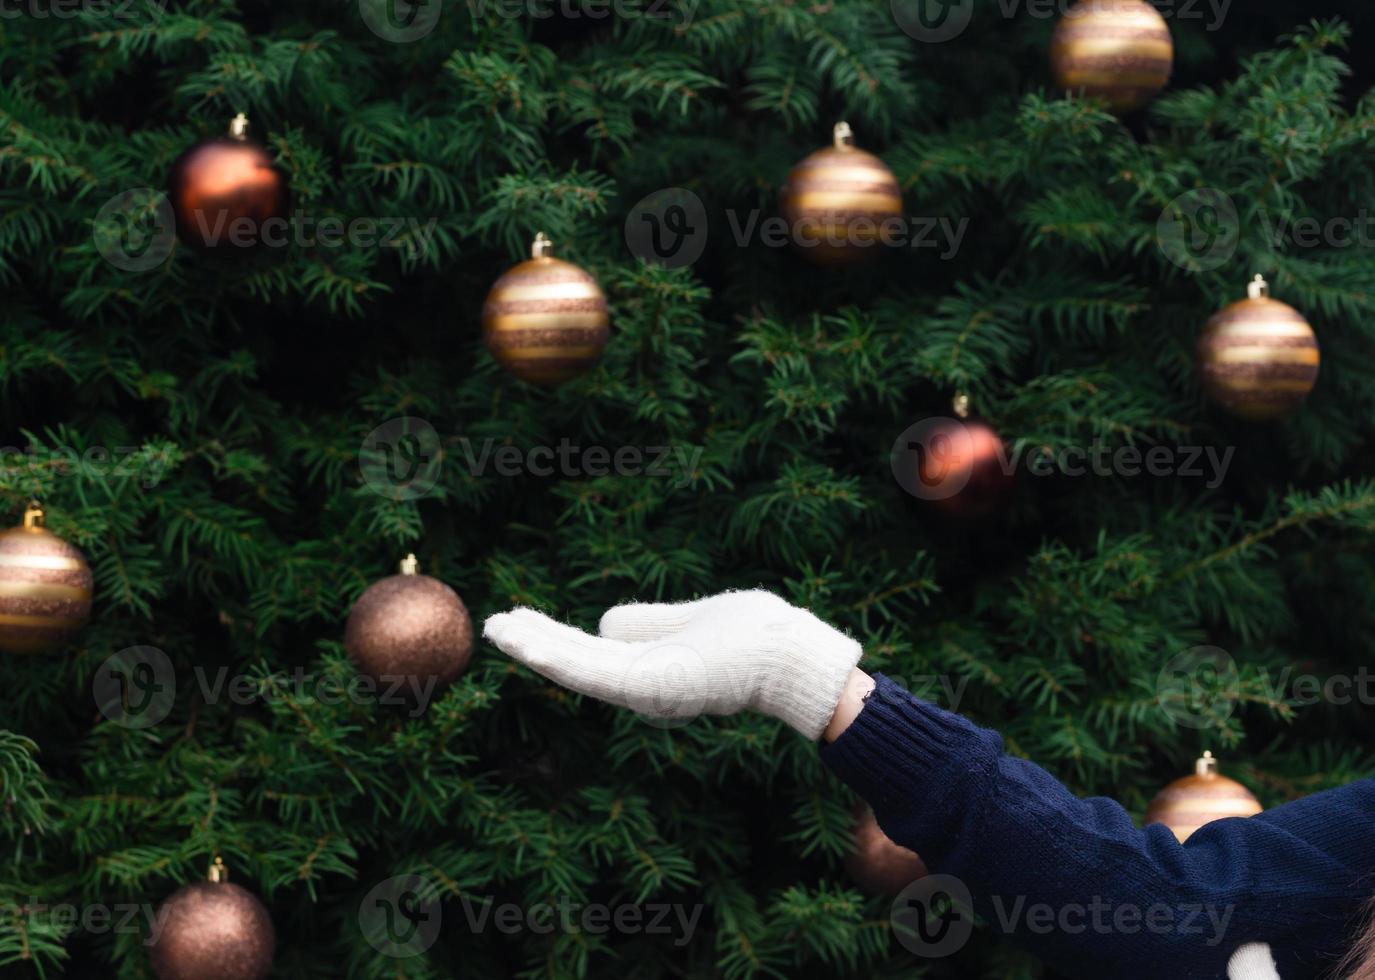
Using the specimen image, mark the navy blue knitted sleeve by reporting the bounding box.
[820,673,1375,980]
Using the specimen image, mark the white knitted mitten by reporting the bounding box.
[483,590,863,739]
[1227,944,1281,980]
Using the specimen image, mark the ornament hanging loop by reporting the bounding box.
[1196,751,1218,778]
[952,393,971,419]
[208,856,228,883]
[399,553,420,576]
[22,502,45,529]
[228,113,249,141]
[1247,275,1269,300]
[832,121,854,148]
[531,232,553,259]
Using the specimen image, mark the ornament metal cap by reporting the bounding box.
[1195,750,1219,778]
[229,113,249,141]
[208,856,228,882]
[1247,275,1269,300]
[531,232,553,259]
[399,553,420,576]
[832,121,855,148]
[22,502,44,529]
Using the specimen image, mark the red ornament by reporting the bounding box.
[168,113,287,250]
[906,399,1014,517]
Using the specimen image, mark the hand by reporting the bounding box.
[483,590,865,740]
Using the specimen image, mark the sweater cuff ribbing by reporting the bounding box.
[820,673,1004,849]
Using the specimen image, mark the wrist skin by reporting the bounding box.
[822,668,875,743]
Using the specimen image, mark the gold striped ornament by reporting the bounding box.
[779,122,903,265]
[482,233,610,386]
[0,503,94,654]
[1197,275,1320,421]
[1050,0,1174,113]
[1145,752,1264,843]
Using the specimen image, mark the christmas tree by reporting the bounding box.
[2,0,1375,977]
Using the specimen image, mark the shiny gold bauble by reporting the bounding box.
[1197,275,1320,421]
[843,802,928,897]
[1144,752,1264,843]
[482,233,610,386]
[1050,0,1174,113]
[344,554,474,694]
[149,862,274,980]
[168,113,288,250]
[0,504,93,654]
[779,122,903,265]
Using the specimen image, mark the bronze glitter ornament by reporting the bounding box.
[344,554,474,695]
[0,503,93,654]
[482,232,610,386]
[779,121,903,265]
[1197,275,1320,421]
[149,858,275,980]
[168,113,288,249]
[844,802,928,897]
[1145,752,1264,843]
[1050,0,1174,113]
